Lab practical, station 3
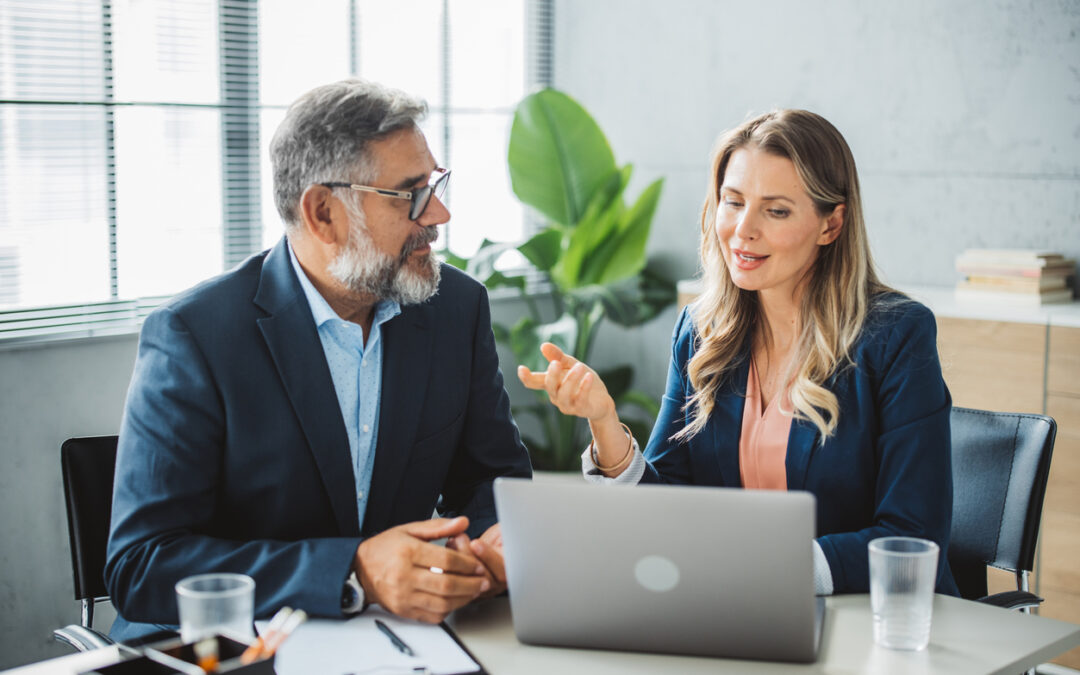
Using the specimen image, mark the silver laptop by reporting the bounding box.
[493,477,825,663]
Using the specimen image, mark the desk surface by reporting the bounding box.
[8,594,1080,675]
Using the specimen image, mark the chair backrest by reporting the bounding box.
[60,436,118,604]
[948,407,1056,601]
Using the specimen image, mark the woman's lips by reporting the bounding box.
[731,248,768,270]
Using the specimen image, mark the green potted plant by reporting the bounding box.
[448,88,675,470]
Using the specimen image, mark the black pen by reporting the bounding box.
[375,619,416,657]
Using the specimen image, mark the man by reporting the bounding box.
[105,79,532,640]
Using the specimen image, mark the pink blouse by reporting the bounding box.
[739,358,794,490]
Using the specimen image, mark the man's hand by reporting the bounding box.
[446,523,507,598]
[355,516,490,623]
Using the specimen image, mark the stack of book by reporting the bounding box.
[955,249,1076,305]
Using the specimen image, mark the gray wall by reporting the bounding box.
[0,336,132,669]
[2,0,1078,669]
[552,0,1080,393]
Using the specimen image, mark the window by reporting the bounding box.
[0,0,551,341]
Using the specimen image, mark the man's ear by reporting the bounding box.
[818,203,845,246]
[298,184,341,245]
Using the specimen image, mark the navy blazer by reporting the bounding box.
[105,238,532,639]
[641,296,959,595]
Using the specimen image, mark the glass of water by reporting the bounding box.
[175,573,255,643]
[869,537,939,651]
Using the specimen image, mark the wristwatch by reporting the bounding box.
[342,571,365,614]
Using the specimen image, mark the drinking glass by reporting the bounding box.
[175,573,255,643]
[869,537,939,651]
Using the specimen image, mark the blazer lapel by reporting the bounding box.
[785,414,820,491]
[362,302,433,535]
[254,238,359,536]
[704,357,750,488]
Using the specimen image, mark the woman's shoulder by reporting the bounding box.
[856,291,938,358]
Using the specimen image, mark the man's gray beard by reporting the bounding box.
[327,202,441,305]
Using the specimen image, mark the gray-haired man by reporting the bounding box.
[106,79,532,640]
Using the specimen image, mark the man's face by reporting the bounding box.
[327,126,450,304]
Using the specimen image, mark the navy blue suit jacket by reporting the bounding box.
[105,238,532,639]
[641,296,959,595]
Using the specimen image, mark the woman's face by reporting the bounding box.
[714,146,842,301]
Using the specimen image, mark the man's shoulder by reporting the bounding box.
[153,249,271,323]
[434,261,484,297]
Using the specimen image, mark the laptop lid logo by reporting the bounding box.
[634,555,680,592]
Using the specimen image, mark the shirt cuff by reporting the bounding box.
[813,540,834,596]
[581,436,646,484]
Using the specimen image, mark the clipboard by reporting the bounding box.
[258,606,487,675]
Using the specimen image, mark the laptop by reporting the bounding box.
[493,477,825,663]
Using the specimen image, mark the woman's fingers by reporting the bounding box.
[517,365,545,390]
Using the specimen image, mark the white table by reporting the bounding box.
[7,594,1079,675]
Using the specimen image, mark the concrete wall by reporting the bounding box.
[0,336,132,669]
[552,0,1080,395]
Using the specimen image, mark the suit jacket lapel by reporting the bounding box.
[254,238,359,536]
[362,302,433,536]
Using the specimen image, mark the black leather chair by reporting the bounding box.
[54,435,119,651]
[948,407,1056,611]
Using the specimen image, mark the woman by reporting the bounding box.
[518,109,958,596]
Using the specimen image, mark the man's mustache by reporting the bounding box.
[399,227,439,262]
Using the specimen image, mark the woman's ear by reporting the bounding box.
[818,203,845,245]
[298,184,340,245]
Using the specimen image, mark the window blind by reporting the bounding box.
[0,0,546,345]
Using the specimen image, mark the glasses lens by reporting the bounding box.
[433,171,450,199]
[409,171,449,221]
[409,186,432,221]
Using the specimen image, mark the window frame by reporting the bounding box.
[0,0,553,346]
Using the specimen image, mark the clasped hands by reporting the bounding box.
[354,517,505,623]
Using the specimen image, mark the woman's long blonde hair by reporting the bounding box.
[680,109,894,441]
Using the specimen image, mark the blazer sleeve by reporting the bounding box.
[815,303,955,593]
[437,283,533,537]
[105,307,361,626]
[640,307,697,484]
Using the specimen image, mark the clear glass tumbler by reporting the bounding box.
[869,536,939,651]
[175,573,255,643]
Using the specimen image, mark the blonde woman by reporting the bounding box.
[518,110,958,596]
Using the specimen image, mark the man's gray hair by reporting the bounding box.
[270,78,427,229]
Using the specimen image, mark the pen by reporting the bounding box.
[262,609,308,658]
[375,619,416,657]
[240,606,293,664]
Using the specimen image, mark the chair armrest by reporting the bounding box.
[53,624,115,652]
[977,590,1045,611]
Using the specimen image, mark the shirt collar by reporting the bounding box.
[286,240,401,329]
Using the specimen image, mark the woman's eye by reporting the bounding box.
[768,208,790,218]
[722,198,743,208]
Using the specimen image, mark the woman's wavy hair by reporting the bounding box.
[679,109,894,441]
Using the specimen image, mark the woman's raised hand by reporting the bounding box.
[517,342,616,422]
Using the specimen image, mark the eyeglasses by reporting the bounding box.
[321,167,450,221]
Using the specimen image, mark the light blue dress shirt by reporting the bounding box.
[288,243,401,527]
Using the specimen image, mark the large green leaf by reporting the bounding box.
[555,165,631,289]
[517,227,563,273]
[508,313,578,373]
[508,89,616,226]
[596,365,634,400]
[465,239,519,282]
[566,260,676,327]
[587,177,664,286]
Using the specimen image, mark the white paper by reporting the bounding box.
[256,605,480,675]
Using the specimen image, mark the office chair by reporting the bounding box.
[53,435,119,652]
[948,407,1056,611]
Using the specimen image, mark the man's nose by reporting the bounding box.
[418,194,450,227]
